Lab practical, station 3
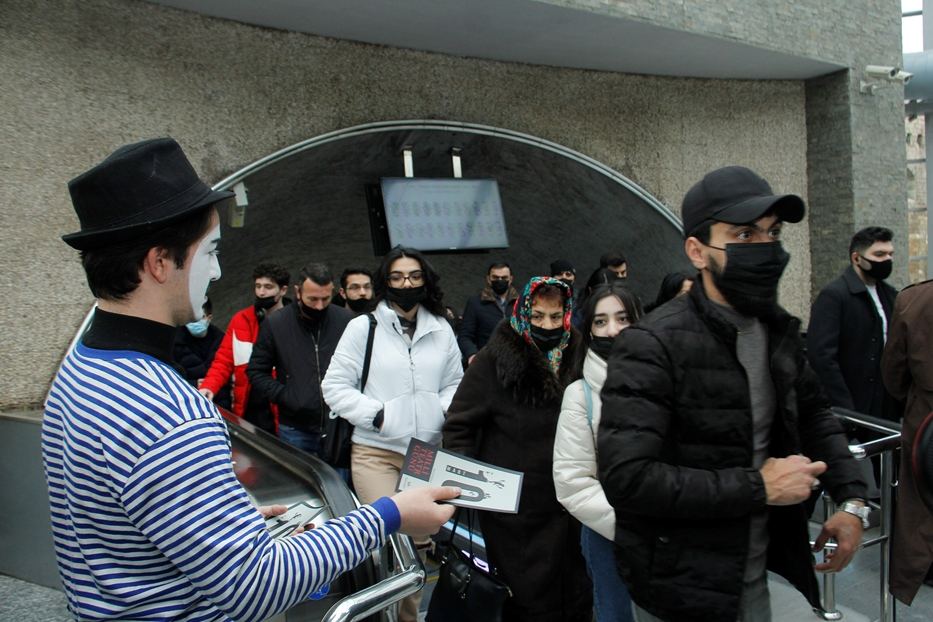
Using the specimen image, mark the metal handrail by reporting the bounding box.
[814,408,901,622]
[322,533,424,622]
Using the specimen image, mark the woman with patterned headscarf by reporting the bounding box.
[443,277,592,622]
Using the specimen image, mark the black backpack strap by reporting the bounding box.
[360,313,377,393]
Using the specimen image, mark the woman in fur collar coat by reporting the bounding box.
[443,277,592,622]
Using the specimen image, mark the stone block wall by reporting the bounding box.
[0,0,905,409]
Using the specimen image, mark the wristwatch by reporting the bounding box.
[838,499,870,529]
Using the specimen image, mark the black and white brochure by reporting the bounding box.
[396,438,523,513]
[264,501,327,539]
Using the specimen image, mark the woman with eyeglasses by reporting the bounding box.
[443,276,592,622]
[553,281,643,622]
[322,246,463,622]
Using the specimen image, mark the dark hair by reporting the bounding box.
[531,283,565,305]
[579,267,619,302]
[252,263,290,287]
[340,267,373,289]
[202,296,213,316]
[688,222,712,244]
[848,226,893,256]
[487,261,511,275]
[375,246,446,316]
[80,206,214,301]
[647,272,693,311]
[299,263,334,287]
[599,250,627,268]
[578,282,643,352]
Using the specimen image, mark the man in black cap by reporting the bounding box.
[598,166,868,621]
[43,137,458,621]
[550,259,576,288]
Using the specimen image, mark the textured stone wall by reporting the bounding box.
[0,0,898,409]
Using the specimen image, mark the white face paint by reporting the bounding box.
[187,223,222,319]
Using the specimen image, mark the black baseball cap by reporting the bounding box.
[681,166,805,239]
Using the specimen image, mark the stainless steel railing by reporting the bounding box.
[815,408,902,622]
[321,532,425,622]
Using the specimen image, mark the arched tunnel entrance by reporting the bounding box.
[208,120,690,325]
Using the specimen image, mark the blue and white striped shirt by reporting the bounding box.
[43,342,399,621]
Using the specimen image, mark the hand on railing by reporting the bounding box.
[812,509,864,573]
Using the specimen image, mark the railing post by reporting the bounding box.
[818,493,844,620]
[880,449,895,622]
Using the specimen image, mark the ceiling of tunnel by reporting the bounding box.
[146,0,844,79]
[207,126,692,326]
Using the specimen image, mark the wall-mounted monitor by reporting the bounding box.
[380,178,509,251]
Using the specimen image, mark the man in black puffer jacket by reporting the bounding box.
[248,263,352,456]
[598,166,868,622]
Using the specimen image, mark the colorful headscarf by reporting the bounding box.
[509,276,574,373]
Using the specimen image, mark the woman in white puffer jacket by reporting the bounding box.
[554,281,643,622]
[322,246,463,622]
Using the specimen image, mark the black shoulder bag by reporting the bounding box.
[321,313,376,468]
[426,509,511,622]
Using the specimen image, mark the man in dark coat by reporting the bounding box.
[808,226,900,422]
[598,166,868,622]
[882,279,933,604]
[247,263,352,456]
[457,261,518,366]
[174,297,230,409]
[444,277,592,622]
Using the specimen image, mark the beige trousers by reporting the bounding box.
[352,443,429,622]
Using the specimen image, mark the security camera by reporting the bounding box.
[895,70,913,84]
[865,65,899,79]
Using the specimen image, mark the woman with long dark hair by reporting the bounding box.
[323,246,463,622]
[553,281,642,621]
[443,276,592,622]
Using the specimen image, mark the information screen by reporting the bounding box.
[380,178,509,251]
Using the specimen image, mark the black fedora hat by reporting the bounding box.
[681,166,805,239]
[62,138,233,250]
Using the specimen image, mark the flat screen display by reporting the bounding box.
[380,178,509,251]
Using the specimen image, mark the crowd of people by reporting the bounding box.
[43,137,932,622]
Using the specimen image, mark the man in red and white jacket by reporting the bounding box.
[200,263,289,432]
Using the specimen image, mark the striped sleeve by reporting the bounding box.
[120,418,389,622]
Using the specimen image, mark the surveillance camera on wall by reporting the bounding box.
[864,65,912,83]
[865,65,899,79]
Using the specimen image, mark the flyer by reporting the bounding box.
[264,500,327,539]
[396,439,523,513]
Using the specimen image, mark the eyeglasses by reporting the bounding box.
[346,283,373,292]
[388,271,425,286]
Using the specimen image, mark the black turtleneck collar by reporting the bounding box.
[82,308,177,366]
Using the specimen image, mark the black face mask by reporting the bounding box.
[298,301,326,323]
[346,297,373,313]
[386,286,427,312]
[590,336,615,360]
[531,325,565,352]
[859,256,893,281]
[708,241,790,318]
[254,296,277,321]
[490,280,510,296]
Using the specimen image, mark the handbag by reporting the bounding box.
[321,313,376,468]
[426,510,511,622]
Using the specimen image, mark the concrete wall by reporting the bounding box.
[0,0,903,410]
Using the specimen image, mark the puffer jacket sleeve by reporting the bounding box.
[322,316,384,429]
[598,326,767,519]
[794,355,868,502]
[553,380,615,540]
[438,324,465,411]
